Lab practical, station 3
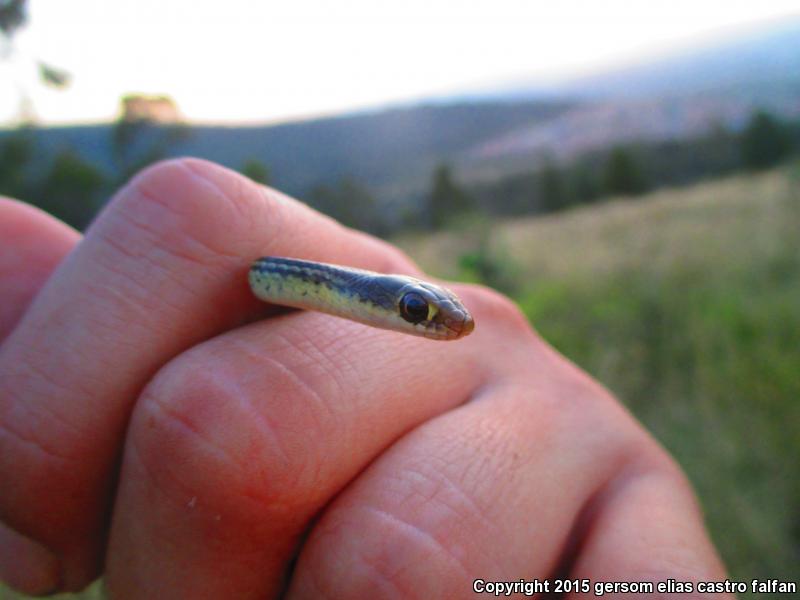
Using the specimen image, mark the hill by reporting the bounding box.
[11,101,570,202]
[399,164,800,593]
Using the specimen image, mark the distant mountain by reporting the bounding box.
[463,18,800,164]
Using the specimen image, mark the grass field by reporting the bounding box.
[2,165,798,599]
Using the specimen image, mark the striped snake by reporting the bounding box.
[249,257,474,341]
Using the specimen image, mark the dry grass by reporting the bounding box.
[402,169,796,282]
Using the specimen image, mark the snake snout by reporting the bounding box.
[461,314,475,336]
[444,311,475,338]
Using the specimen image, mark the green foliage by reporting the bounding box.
[472,126,755,221]
[456,220,520,295]
[0,131,106,230]
[427,164,474,229]
[538,161,567,211]
[111,119,191,186]
[0,128,34,198]
[518,261,800,590]
[567,160,600,204]
[240,159,270,185]
[602,146,648,196]
[32,150,106,230]
[741,111,794,170]
[0,120,191,231]
[307,177,389,236]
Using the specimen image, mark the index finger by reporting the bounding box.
[0,158,418,592]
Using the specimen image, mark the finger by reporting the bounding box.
[0,158,419,591]
[565,464,731,599]
[0,198,79,595]
[284,346,721,599]
[104,286,515,599]
[0,198,79,341]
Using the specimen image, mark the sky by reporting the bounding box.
[1,0,798,126]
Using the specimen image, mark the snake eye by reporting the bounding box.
[399,292,429,324]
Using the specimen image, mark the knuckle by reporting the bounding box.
[628,440,693,490]
[310,513,462,598]
[306,471,475,599]
[130,346,325,519]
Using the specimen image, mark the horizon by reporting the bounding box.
[1,1,799,128]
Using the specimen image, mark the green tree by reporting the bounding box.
[569,160,600,204]
[0,128,34,198]
[741,111,793,170]
[308,177,388,236]
[538,161,566,211]
[241,159,271,185]
[34,150,106,230]
[603,147,648,196]
[458,226,520,295]
[428,163,474,229]
[111,95,191,185]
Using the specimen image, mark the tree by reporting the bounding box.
[538,161,566,212]
[427,164,474,229]
[457,219,520,295]
[741,111,793,170]
[34,150,106,230]
[111,95,191,185]
[307,177,389,236]
[569,160,600,203]
[603,147,647,196]
[0,128,34,198]
[241,159,270,185]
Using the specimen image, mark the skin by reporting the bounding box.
[0,159,732,599]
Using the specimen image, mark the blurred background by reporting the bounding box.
[1,1,798,597]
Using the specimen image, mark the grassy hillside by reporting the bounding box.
[401,164,800,595]
[2,166,797,599]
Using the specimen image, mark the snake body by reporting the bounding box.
[249,256,474,340]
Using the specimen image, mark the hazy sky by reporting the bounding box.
[2,0,798,125]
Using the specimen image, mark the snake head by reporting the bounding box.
[396,281,475,341]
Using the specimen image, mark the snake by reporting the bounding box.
[249,256,474,341]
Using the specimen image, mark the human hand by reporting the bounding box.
[0,159,730,598]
